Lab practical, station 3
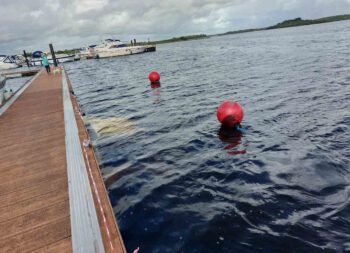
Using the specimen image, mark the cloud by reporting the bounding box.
[0,0,349,54]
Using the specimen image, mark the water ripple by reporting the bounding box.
[66,21,350,253]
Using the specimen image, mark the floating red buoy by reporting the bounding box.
[217,100,244,127]
[149,71,160,83]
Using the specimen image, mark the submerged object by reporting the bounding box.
[149,71,160,83]
[88,117,141,137]
[217,100,244,127]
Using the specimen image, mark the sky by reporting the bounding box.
[0,0,350,54]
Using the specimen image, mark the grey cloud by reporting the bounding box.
[0,0,349,54]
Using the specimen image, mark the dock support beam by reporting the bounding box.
[23,50,30,68]
[49,43,58,67]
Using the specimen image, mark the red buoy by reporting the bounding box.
[149,71,160,83]
[217,100,244,127]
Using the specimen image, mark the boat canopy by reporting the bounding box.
[0,55,16,63]
[0,55,8,60]
[32,51,43,58]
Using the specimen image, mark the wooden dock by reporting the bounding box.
[0,69,126,252]
[0,68,40,79]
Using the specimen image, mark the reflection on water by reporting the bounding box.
[150,81,161,89]
[151,83,162,104]
[218,126,246,156]
[66,21,350,253]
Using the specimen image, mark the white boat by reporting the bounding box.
[80,39,156,59]
[12,55,27,67]
[30,51,75,66]
[0,55,19,70]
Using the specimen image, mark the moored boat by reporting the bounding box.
[80,39,156,59]
[10,55,27,67]
[0,55,19,70]
[30,51,75,66]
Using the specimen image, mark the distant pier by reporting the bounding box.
[0,69,126,252]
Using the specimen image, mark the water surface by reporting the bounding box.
[66,21,350,252]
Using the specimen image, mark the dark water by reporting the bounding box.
[66,21,350,253]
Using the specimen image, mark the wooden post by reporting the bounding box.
[23,50,30,68]
[49,43,58,67]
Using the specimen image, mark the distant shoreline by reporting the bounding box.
[148,14,350,44]
[53,14,350,54]
[216,14,350,37]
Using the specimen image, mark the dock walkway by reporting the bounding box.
[0,70,126,252]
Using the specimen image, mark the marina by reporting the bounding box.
[0,40,156,70]
[0,0,349,251]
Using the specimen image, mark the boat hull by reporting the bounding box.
[0,62,19,70]
[82,45,156,59]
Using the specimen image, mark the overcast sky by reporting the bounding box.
[0,0,350,54]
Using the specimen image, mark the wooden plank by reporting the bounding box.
[0,71,72,251]
[0,177,67,208]
[0,155,66,179]
[32,237,72,253]
[0,200,69,239]
[0,189,68,222]
[0,217,71,253]
[0,116,64,145]
[0,167,66,196]
[0,135,65,169]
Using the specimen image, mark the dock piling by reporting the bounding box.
[49,43,58,67]
[23,50,30,68]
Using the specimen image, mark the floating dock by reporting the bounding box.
[0,69,126,252]
[0,68,41,79]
